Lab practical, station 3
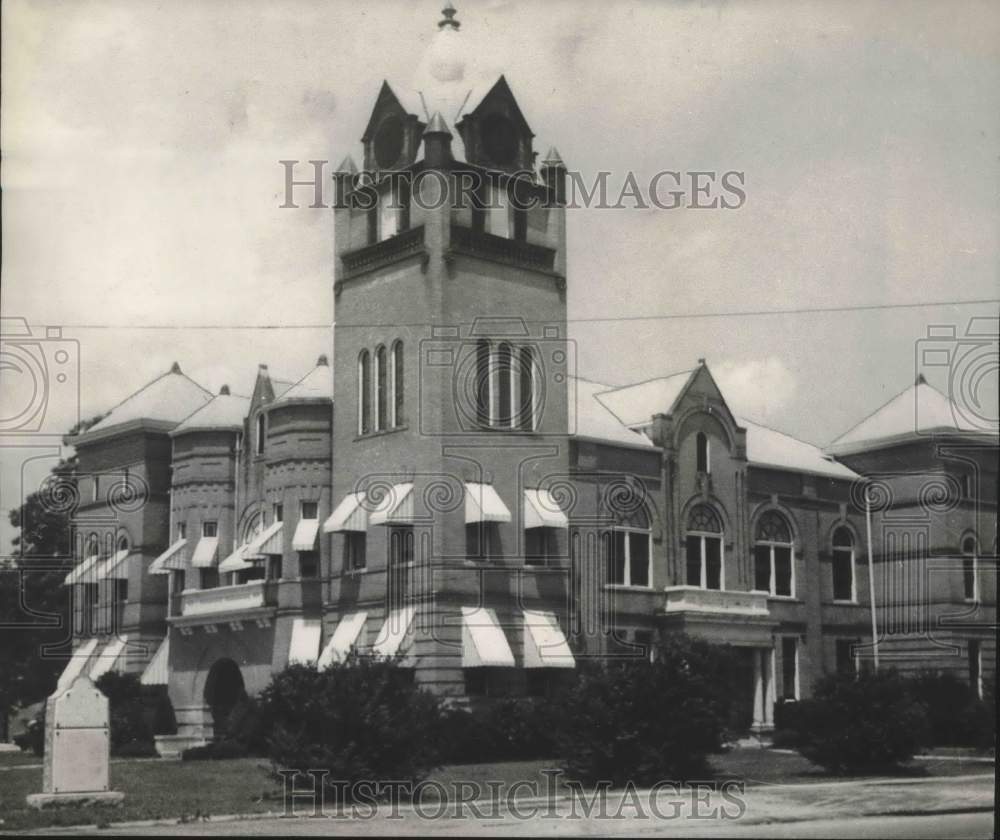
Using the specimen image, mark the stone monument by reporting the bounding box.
[25,675,125,809]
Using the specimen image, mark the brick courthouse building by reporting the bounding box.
[56,5,996,753]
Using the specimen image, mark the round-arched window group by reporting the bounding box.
[358,340,404,435]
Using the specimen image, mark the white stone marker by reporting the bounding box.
[26,675,125,809]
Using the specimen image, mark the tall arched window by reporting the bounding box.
[391,340,404,427]
[696,432,709,474]
[754,511,794,596]
[375,345,388,431]
[497,343,513,427]
[604,505,652,588]
[519,346,535,431]
[686,505,723,590]
[962,535,978,602]
[832,526,855,602]
[358,350,371,434]
[255,413,265,455]
[475,339,491,425]
[85,532,100,559]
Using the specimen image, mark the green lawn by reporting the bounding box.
[0,750,992,832]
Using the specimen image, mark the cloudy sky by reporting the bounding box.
[2,0,998,549]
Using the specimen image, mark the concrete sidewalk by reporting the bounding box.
[27,770,995,836]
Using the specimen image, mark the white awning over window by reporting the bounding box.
[523,610,575,669]
[249,520,284,556]
[56,637,100,691]
[368,483,415,526]
[318,612,368,668]
[523,489,569,529]
[372,605,417,657]
[292,519,320,552]
[190,536,220,568]
[218,542,255,574]
[465,483,512,524]
[324,492,368,533]
[288,619,323,666]
[461,606,515,667]
[63,554,103,586]
[140,637,170,686]
[149,538,188,575]
[97,549,133,581]
[89,636,128,681]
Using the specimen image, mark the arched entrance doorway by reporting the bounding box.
[203,658,246,738]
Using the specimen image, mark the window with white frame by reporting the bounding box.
[301,501,318,520]
[961,535,977,601]
[604,507,652,588]
[274,503,283,523]
[344,532,366,571]
[832,526,856,602]
[753,511,795,597]
[202,520,218,538]
[473,339,538,431]
[685,505,723,590]
[177,522,186,540]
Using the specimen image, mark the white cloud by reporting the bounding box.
[713,357,798,425]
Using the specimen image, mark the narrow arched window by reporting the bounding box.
[375,345,388,431]
[391,340,404,427]
[358,350,371,434]
[476,339,491,426]
[255,413,265,455]
[519,346,535,431]
[832,526,855,602]
[962,535,977,602]
[497,343,513,427]
[685,505,723,590]
[117,534,129,553]
[696,432,709,474]
[754,511,794,597]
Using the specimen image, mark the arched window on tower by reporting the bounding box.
[375,345,388,431]
[832,526,855,602]
[255,413,266,455]
[685,505,723,590]
[391,340,404,427]
[518,346,536,431]
[696,432,709,474]
[497,343,513,427]
[962,535,978,602]
[358,350,371,434]
[475,339,491,426]
[754,511,794,597]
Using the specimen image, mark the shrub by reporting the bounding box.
[798,670,930,773]
[257,656,446,797]
[216,695,267,756]
[773,698,816,749]
[557,634,739,787]
[95,672,155,757]
[15,707,45,756]
[906,671,994,748]
[440,697,563,764]
[181,740,249,761]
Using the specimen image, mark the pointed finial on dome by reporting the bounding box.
[439,2,460,30]
[317,354,329,366]
[335,154,358,174]
[424,111,452,136]
[170,361,182,374]
[423,111,454,167]
[542,147,565,169]
[220,384,230,395]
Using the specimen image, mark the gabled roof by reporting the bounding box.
[571,377,659,450]
[274,356,333,404]
[69,363,212,445]
[827,376,991,456]
[172,390,251,436]
[740,417,859,480]
[594,370,697,429]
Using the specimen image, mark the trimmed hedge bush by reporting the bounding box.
[257,656,446,797]
[95,672,157,757]
[440,697,562,764]
[798,670,930,773]
[906,670,995,748]
[557,634,739,786]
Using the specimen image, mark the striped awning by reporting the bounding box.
[317,612,367,667]
[288,619,322,666]
[56,637,100,691]
[368,483,415,526]
[523,489,569,529]
[462,607,515,667]
[324,492,367,533]
[465,483,512,524]
[218,542,256,574]
[292,519,320,552]
[149,539,188,575]
[522,610,575,668]
[372,605,417,657]
[63,554,103,586]
[140,637,170,686]
[97,549,133,581]
[249,520,284,556]
[190,536,220,568]
[89,636,128,681]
